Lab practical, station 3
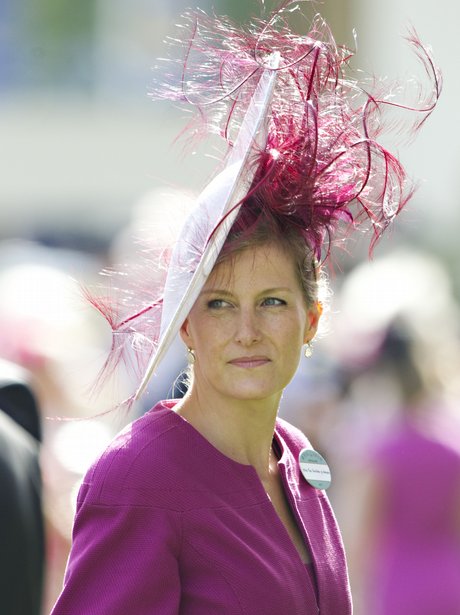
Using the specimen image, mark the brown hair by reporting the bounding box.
[217,206,320,307]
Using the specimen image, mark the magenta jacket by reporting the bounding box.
[51,400,352,614]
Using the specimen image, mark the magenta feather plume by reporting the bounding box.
[152,2,441,258]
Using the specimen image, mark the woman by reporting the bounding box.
[51,2,440,613]
[354,322,460,615]
[52,212,353,614]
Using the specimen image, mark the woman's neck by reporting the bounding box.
[175,386,281,479]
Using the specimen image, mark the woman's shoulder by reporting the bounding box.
[275,416,314,455]
[80,401,189,508]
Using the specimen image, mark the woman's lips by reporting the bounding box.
[228,357,271,368]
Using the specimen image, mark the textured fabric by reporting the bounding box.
[51,400,352,614]
[366,418,460,615]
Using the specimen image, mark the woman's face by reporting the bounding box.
[180,242,320,404]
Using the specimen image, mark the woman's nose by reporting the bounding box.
[234,308,261,345]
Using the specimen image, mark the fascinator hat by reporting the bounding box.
[89,1,441,405]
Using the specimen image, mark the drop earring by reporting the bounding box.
[304,343,313,358]
[187,347,195,364]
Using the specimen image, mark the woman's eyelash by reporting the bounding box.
[262,297,286,306]
[207,297,286,309]
[207,299,230,309]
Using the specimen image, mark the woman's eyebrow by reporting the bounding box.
[258,287,294,294]
[201,287,294,296]
[200,289,234,297]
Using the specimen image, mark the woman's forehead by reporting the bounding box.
[205,243,298,290]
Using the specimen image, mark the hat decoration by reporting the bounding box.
[87,1,441,405]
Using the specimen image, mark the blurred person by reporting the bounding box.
[355,322,460,615]
[0,359,45,615]
[0,241,125,612]
[51,2,440,613]
[318,248,460,611]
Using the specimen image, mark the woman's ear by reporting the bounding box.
[304,301,322,344]
[179,318,192,348]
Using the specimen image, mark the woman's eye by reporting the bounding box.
[207,299,231,309]
[262,297,286,307]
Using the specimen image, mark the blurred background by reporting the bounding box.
[1,0,459,613]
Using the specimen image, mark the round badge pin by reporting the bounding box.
[299,448,331,490]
